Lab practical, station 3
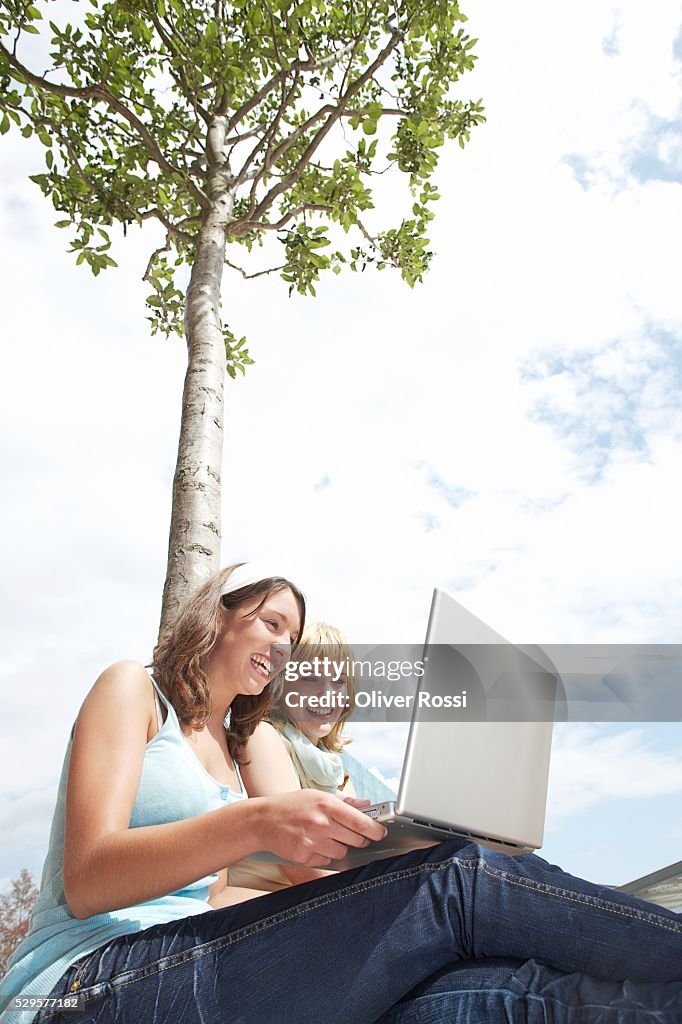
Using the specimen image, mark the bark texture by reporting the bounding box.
[159,189,233,635]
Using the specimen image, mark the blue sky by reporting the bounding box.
[1,0,682,890]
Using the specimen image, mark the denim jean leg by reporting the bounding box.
[378,959,682,1024]
[466,846,682,981]
[37,840,682,1024]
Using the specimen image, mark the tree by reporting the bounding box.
[0,0,484,631]
[0,869,38,978]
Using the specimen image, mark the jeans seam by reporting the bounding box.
[470,862,682,935]
[75,858,471,1003]
[71,949,98,989]
[68,852,679,1007]
[33,952,100,1023]
[386,989,681,1015]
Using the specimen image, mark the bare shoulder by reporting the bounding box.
[77,660,154,730]
[247,721,286,752]
[94,659,151,688]
[242,722,299,795]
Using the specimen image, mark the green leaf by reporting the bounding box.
[3,0,482,332]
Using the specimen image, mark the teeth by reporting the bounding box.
[251,654,272,676]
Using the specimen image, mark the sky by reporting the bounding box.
[1,0,682,891]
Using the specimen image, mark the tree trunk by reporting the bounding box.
[159,192,233,635]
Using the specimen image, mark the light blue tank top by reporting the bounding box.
[0,675,246,1022]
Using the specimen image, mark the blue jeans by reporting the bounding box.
[378,959,682,1023]
[36,841,682,1024]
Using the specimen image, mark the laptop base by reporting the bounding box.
[325,801,534,871]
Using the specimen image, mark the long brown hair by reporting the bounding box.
[151,564,306,763]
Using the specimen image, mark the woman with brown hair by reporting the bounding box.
[2,563,682,1024]
[0,563,384,1022]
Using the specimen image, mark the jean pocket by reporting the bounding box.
[31,951,100,1023]
[69,950,100,994]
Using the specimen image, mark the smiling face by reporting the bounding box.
[282,667,349,744]
[209,586,302,703]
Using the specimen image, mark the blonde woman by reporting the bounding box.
[271,620,357,793]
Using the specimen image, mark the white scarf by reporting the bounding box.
[280,723,344,793]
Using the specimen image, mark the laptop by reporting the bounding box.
[325,589,557,869]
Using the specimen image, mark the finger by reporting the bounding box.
[325,821,374,850]
[315,838,352,861]
[330,801,388,842]
[342,797,371,808]
[305,855,332,868]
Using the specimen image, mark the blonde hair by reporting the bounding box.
[271,621,355,754]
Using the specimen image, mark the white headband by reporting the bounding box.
[219,562,297,598]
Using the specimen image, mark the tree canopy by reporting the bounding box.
[0,869,38,978]
[1,0,483,373]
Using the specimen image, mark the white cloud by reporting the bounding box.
[344,724,410,782]
[546,724,682,824]
[367,767,401,795]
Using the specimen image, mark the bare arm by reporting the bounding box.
[240,723,324,885]
[241,723,362,886]
[63,662,386,919]
[240,722,301,795]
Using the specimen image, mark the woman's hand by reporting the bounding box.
[254,789,387,867]
[340,796,371,810]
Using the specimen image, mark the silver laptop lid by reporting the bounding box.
[395,589,555,850]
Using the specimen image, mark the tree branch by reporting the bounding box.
[235,71,300,187]
[339,11,371,96]
[242,102,333,190]
[56,133,96,199]
[248,203,333,231]
[356,217,380,248]
[343,106,405,117]
[225,126,263,146]
[225,69,287,135]
[306,39,356,71]
[225,39,359,136]
[96,92,210,209]
[263,0,284,72]
[248,27,405,226]
[0,42,210,210]
[143,235,173,281]
[138,208,197,242]
[224,257,286,280]
[48,122,198,243]
[146,10,211,126]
